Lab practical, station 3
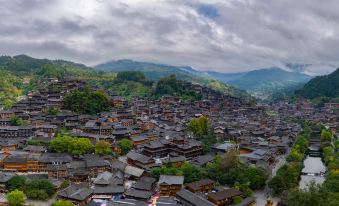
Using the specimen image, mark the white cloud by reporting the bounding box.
[0,0,338,74]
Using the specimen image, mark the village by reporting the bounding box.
[0,78,338,206]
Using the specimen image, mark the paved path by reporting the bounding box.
[253,153,288,206]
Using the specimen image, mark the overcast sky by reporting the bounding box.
[0,0,338,74]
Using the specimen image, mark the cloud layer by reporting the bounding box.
[0,0,338,74]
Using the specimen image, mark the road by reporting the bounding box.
[253,153,288,206]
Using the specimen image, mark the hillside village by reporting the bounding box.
[0,76,338,206]
[2,1,339,205]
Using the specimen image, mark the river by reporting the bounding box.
[299,156,326,189]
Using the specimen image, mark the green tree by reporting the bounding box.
[287,147,304,162]
[69,138,94,155]
[234,182,253,197]
[60,180,70,189]
[220,148,240,172]
[116,71,152,85]
[287,182,329,206]
[49,135,94,155]
[49,135,74,153]
[321,129,332,142]
[64,88,111,114]
[180,162,206,183]
[6,176,27,192]
[10,117,29,126]
[52,200,75,206]
[95,140,112,156]
[233,196,243,204]
[47,107,59,115]
[117,138,133,155]
[6,189,25,206]
[25,179,55,200]
[154,75,202,100]
[188,116,209,138]
[201,128,217,153]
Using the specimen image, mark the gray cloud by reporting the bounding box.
[0,0,338,74]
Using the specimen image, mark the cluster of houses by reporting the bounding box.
[1,78,335,206]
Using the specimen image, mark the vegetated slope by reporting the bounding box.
[295,68,339,99]
[227,67,312,97]
[0,55,251,107]
[95,59,250,99]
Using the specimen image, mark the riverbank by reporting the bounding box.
[268,122,312,196]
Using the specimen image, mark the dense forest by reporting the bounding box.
[296,68,339,100]
[154,75,202,100]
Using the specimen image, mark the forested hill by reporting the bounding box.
[95,59,250,99]
[0,55,90,73]
[95,59,200,81]
[0,55,251,108]
[95,60,313,99]
[295,68,339,99]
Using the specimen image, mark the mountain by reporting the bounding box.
[295,68,339,99]
[227,68,312,97]
[0,54,90,73]
[95,59,315,99]
[0,55,251,108]
[95,59,250,99]
[204,71,247,83]
[200,68,311,99]
[95,59,204,81]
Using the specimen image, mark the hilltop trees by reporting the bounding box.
[64,88,111,114]
[49,135,94,155]
[116,71,153,85]
[154,75,202,100]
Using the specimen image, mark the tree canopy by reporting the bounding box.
[154,75,202,100]
[95,140,112,156]
[6,176,55,201]
[49,135,94,155]
[117,138,133,155]
[64,88,111,114]
[6,189,25,206]
[25,179,55,200]
[188,116,209,139]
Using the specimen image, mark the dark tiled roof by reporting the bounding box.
[0,173,15,183]
[186,179,215,190]
[207,189,243,201]
[124,188,152,199]
[132,179,154,191]
[58,184,93,201]
[4,155,27,163]
[93,185,124,194]
[159,175,184,185]
[176,189,216,206]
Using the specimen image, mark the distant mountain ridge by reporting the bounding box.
[95,59,250,99]
[226,67,312,97]
[95,59,201,81]
[96,59,312,98]
[296,68,339,99]
[0,54,90,73]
